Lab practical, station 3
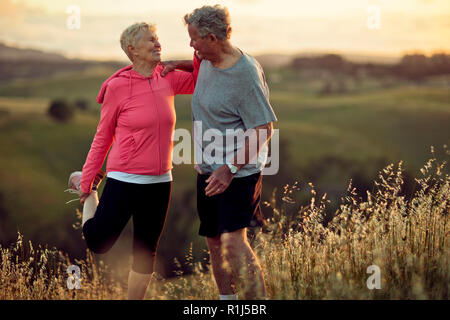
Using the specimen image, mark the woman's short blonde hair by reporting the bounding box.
[120,22,156,61]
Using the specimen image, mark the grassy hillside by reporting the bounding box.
[0,68,449,278]
[1,154,448,299]
[271,87,450,168]
[0,67,121,101]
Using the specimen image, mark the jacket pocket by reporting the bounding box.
[119,135,136,166]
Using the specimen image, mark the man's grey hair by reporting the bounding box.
[120,22,156,61]
[183,5,231,40]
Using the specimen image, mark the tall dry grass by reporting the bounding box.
[257,146,449,299]
[0,147,448,299]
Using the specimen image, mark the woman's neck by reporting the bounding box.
[132,60,158,77]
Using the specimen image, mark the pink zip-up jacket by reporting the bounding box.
[80,55,200,194]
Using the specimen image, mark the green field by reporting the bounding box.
[0,68,449,277]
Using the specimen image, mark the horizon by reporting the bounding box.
[1,40,419,64]
[1,0,449,61]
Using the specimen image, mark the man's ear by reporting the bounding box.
[208,33,218,43]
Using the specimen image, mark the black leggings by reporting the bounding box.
[82,177,171,274]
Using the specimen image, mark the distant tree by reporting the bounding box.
[291,54,346,71]
[48,99,74,123]
[74,98,89,111]
[291,56,315,69]
[317,54,345,71]
[399,53,429,81]
[394,52,450,81]
[429,53,450,75]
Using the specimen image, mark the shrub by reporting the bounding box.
[47,99,73,123]
[74,99,89,111]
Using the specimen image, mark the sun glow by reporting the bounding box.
[1,0,449,60]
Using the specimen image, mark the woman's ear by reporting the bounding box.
[128,44,135,57]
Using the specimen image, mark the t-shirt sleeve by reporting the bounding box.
[237,71,277,130]
[193,52,201,85]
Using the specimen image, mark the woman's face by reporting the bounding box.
[132,29,161,64]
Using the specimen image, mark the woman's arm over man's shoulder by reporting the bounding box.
[160,52,202,94]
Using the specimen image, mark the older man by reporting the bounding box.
[187,5,278,300]
[164,5,277,300]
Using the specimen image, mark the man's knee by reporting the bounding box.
[206,235,222,250]
[220,230,246,255]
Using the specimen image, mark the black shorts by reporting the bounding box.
[196,172,265,238]
[82,178,171,274]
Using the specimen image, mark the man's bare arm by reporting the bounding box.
[233,122,274,170]
[204,122,274,197]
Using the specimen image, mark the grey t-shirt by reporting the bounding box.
[192,51,277,177]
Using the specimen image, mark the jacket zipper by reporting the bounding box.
[149,78,162,175]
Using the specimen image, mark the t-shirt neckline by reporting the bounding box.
[209,48,244,72]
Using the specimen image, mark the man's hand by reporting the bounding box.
[160,61,177,77]
[80,192,90,205]
[205,165,234,197]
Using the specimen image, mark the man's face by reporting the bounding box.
[188,24,213,60]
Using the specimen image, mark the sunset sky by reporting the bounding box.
[1,0,449,61]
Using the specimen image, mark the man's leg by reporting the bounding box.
[220,228,266,300]
[206,235,237,297]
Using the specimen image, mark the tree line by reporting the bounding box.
[290,52,450,81]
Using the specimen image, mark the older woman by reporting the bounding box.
[66,22,196,299]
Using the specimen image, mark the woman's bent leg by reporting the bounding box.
[82,178,133,254]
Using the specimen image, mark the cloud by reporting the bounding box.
[0,0,26,18]
[0,0,449,60]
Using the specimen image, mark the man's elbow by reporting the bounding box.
[265,122,274,139]
[254,122,273,142]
